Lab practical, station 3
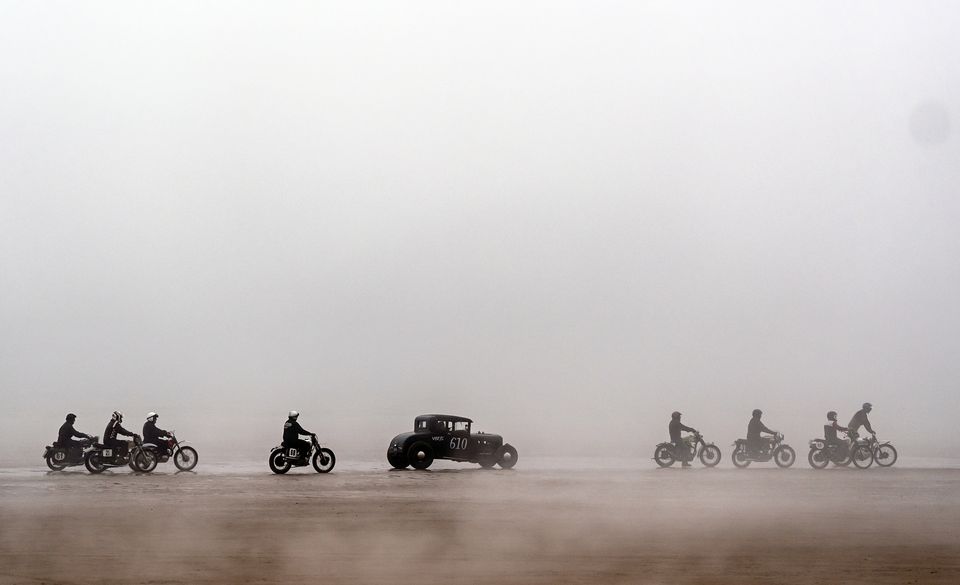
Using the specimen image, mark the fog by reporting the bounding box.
[1,2,958,466]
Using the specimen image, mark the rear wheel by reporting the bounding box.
[774,445,796,468]
[699,445,721,467]
[84,452,106,474]
[808,448,829,469]
[174,446,198,471]
[408,442,434,470]
[851,445,874,469]
[497,444,518,469]
[46,451,68,471]
[312,448,336,473]
[654,444,676,468]
[732,445,751,468]
[269,449,291,474]
[874,444,897,467]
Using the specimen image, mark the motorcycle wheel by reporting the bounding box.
[135,449,158,472]
[174,447,199,471]
[312,448,336,473]
[732,446,751,468]
[851,445,874,469]
[497,444,518,469]
[84,452,106,474]
[653,445,676,468]
[874,444,897,467]
[774,445,796,468]
[269,449,291,474]
[46,452,68,471]
[408,441,434,470]
[808,448,829,469]
[832,448,852,467]
[699,445,722,467]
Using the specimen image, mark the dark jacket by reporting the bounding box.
[105,419,134,442]
[58,421,88,445]
[747,416,774,441]
[848,409,874,434]
[824,420,848,443]
[283,419,312,443]
[143,420,170,445]
[669,419,695,443]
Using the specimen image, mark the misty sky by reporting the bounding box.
[1,2,958,464]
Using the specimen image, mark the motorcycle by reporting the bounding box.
[84,435,142,473]
[866,435,898,467]
[732,432,796,468]
[269,434,336,474]
[132,432,199,472]
[43,435,98,471]
[807,433,853,469]
[653,431,722,468]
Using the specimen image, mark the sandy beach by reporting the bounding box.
[1,461,958,584]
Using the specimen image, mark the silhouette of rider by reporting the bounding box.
[58,413,91,449]
[747,409,777,455]
[847,403,875,442]
[104,411,137,454]
[669,411,697,467]
[824,411,848,452]
[283,411,314,458]
[143,412,172,456]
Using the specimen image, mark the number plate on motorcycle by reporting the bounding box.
[287,449,298,458]
[102,449,113,457]
[55,452,66,460]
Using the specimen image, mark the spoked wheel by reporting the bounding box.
[269,449,291,474]
[174,446,198,471]
[654,445,676,468]
[732,446,751,468]
[497,444,518,469]
[84,452,106,474]
[312,448,336,473]
[774,445,796,468]
[408,442,434,470]
[808,448,829,469]
[874,444,897,467]
[851,445,874,469]
[46,452,68,471]
[832,447,852,467]
[699,445,722,467]
[134,449,158,472]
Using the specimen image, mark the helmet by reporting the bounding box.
[288,410,299,419]
[146,412,158,421]
[752,409,762,417]
[863,402,872,410]
[827,411,837,421]
[112,411,123,422]
[671,411,681,419]
[65,413,76,422]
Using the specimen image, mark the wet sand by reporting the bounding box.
[1,462,958,584]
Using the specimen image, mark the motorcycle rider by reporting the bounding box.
[143,412,173,456]
[283,411,315,458]
[824,411,849,452]
[848,403,875,443]
[669,411,698,467]
[58,413,91,449]
[104,411,138,454]
[747,409,777,455]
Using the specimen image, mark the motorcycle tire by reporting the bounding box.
[874,443,897,467]
[774,445,796,468]
[269,449,291,474]
[312,448,335,473]
[732,446,751,468]
[174,446,199,472]
[45,452,68,472]
[699,444,721,467]
[135,449,158,472]
[654,444,676,468]
[851,445,874,469]
[84,452,106,474]
[808,448,829,469]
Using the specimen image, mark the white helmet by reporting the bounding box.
[288,410,299,419]
[112,411,123,422]
[146,412,158,421]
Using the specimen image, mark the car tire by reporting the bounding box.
[497,444,518,469]
[408,442,434,470]
[387,450,408,469]
[478,455,497,469]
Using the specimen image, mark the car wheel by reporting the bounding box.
[478,455,497,469]
[497,444,518,469]
[387,450,408,469]
[408,442,434,470]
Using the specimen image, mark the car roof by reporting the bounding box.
[416,414,473,423]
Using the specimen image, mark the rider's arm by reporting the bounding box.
[680,423,696,433]
[292,421,313,437]
[116,423,135,437]
[760,422,775,434]
[863,418,875,434]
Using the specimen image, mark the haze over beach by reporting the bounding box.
[1,2,959,584]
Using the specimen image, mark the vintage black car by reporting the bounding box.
[387,414,518,470]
